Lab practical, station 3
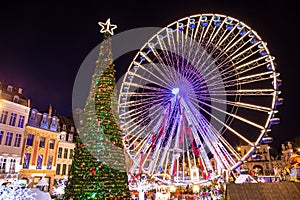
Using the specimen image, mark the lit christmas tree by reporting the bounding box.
[64,19,130,200]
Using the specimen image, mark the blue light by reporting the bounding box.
[226,25,233,30]
[201,22,208,27]
[251,38,258,44]
[214,22,221,27]
[189,24,196,29]
[172,88,180,95]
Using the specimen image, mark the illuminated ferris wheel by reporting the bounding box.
[118,14,282,185]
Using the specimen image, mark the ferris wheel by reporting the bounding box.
[118,14,282,185]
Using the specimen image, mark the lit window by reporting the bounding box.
[4,132,13,146]
[0,158,7,173]
[49,139,55,149]
[14,133,22,147]
[47,156,53,170]
[30,110,37,121]
[40,113,49,129]
[26,134,34,146]
[58,147,63,158]
[36,154,43,169]
[50,117,58,131]
[0,131,3,145]
[0,110,8,124]
[18,115,25,128]
[64,148,68,159]
[39,137,45,148]
[9,113,17,126]
[23,153,31,169]
[9,159,16,173]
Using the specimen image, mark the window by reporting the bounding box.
[62,164,67,175]
[49,139,55,149]
[60,133,66,142]
[23,153,31,169]
[69,149,74,159]
[9,113,17,126]
[36,154,43,169]
[13,95,19,103]
[50,117,58,131]
[0,110,8,124]
[56,164,61,175]
[47,156,53,170]
[18,115,25,128]
[26,134,34,146]
[30,109,37,121]
[68,134,73,142]
[4,132,13,146]
[58,147,63,158]
[0,158,7,173]
[7,85,13,92]
[42,114,47,124]
[9,159,16,173]
[68,164,72,174]
[0,131,3,145]
[40,113,48,129]
[14,133,22,147]
[63,149,68,159]
[39,137,45,148]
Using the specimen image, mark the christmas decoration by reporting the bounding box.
[64,19,130,199]
[52,177,68,200]
[0,175,37,200]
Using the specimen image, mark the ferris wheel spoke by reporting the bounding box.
[188,94,265,130]
[183,99,239,169]
[196,95,273,113]
[157,37,178,75]
[199,41,260,84]
[205,70,274,90]
[203,89,276,96]
[203,59,270,90]
[185,99,254,146]
[146,47,178,83]
[128,62,173,88]
[223,29,251,53]
[180,99,225,172]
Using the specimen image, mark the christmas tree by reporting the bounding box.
[65,19,130,200]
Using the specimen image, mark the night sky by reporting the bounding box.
[0,0,298,150]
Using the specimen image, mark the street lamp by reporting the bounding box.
[192,185,200,193]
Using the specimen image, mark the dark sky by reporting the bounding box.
[0,0,298,149]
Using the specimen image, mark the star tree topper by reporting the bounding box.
[98,18,117,35]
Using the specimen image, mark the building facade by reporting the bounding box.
[239,143,274,176]
[0,83,30,180]
[19,107,60,193]
[54,115,75,181]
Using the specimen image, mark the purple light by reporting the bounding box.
[172,88,179,95]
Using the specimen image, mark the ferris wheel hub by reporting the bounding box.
[171,87,180,95]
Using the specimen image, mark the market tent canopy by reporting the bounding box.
[235,175,257,184]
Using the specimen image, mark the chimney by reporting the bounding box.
[18,88,23,94]
[48,104,52,116]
